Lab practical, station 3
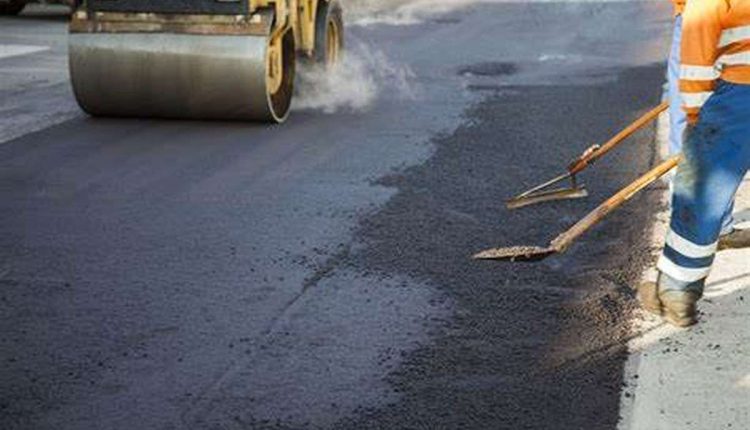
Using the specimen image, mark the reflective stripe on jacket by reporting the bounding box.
[680,0,750,122]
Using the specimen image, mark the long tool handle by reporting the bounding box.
[568,101,669,174]
[551,155,682,252]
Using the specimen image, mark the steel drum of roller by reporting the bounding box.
[68,21,295,123]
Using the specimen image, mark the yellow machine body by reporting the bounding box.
[68,0,341,123]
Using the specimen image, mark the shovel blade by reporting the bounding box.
[472,245,557,262]
[506,187,589,210]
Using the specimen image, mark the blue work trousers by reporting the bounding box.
[658,81,750,293]
[668,15,734,234]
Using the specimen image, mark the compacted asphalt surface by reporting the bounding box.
[1,2,672,429]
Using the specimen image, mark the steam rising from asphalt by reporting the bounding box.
[295,39,416,114]
[296,0,617,114]
[294,0,473,114]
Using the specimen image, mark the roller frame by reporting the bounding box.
[68,0,334,122]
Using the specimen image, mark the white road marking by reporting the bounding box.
[0,44,50,60]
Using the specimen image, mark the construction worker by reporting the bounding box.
[641,0,750,327]
[668,0,749,248]
[667,0,750,245]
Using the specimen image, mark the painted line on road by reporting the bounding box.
[0,44,50,60]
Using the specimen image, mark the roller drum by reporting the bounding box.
[69,33,292,122]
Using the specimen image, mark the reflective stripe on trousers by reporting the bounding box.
[658,80,750,292]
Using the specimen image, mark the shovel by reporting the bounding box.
[475,155,681,262]
[506,101,669,210]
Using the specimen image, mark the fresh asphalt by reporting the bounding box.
[1,2,672,429]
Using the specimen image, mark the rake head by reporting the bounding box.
[506,187,589,210]
[506,172,588,210]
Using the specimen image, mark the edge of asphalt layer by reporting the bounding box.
[616,99,672,430]
[326,64,667,429]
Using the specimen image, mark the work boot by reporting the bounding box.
[718,228,750,251]
[658,290,700,327]
[637,281,662,316]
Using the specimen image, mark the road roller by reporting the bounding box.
[68,0,344,123]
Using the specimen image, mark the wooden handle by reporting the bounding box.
[568,101,669,174]
[551,154,682,251]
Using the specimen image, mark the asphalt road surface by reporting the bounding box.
[1,2,672,429]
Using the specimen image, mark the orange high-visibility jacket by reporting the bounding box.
[680,0,750,122]
[672,0,686,15]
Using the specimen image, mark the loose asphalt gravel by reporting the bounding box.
[1,2,672,429]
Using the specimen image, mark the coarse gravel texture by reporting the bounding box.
[0,2,673,429]
[331,64,666,429]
